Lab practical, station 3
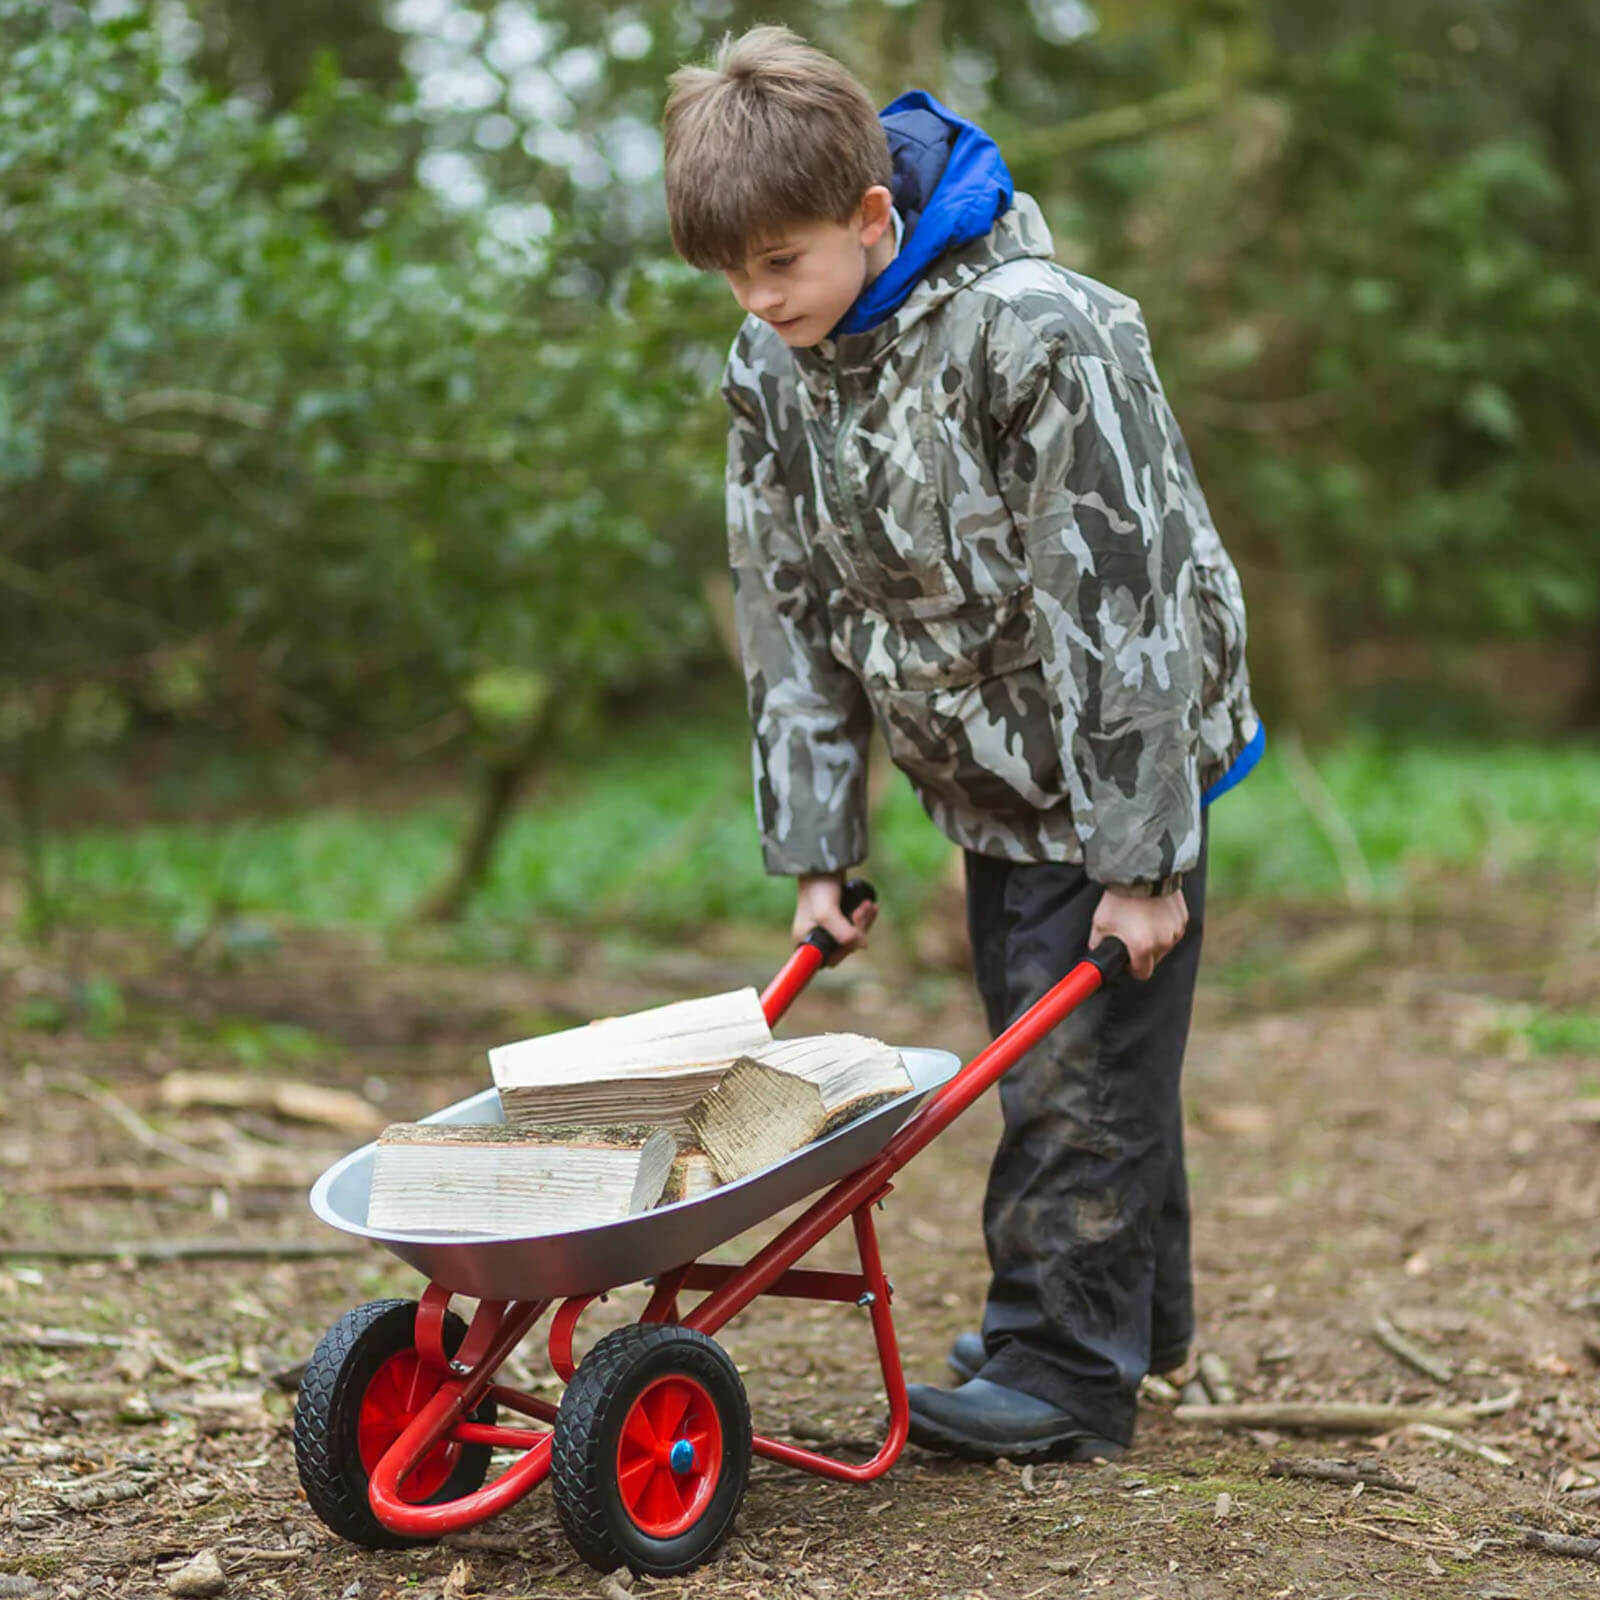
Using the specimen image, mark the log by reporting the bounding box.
[491,988,773,1140]
[689,1035,911,1184]
[659,1148,720,1206]
[688,1060,827,1184]
[367,1123,677,1235]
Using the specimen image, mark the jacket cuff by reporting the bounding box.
[1101,873,1185,899]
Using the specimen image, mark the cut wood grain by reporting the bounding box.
[490,988,772,1139]
[688,1034,911,1184]
[688,1059,826,1184]
[367,1122,677,1235]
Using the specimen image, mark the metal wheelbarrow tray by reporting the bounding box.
[293,888,1129,1577]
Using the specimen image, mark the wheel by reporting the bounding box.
[551,1324,752,1576]
[293,1298,497,1549]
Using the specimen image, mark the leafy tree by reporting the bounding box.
[0,3,729,926]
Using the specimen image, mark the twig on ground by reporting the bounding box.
[0,1326,127,1350]
[442,1531,529,1557]
[57,1076,235,1178]
[52,1476,155,1511]
[224,1549,308,1567]
[1177,1401,1483,1432]
[1523,1528,1600,1562]
[1469,1387,1521,1416]
[1373,1311,1454,1384]
[1403,1423,1517,1468]
[0,1239,359,1263]
[1267,1458,1416,1493]
[23,1166,303,1194]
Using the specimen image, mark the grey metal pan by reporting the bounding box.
[309,1046,963,1302]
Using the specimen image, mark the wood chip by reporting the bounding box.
[441,1557,476,1599]
[166,1549,227,1598]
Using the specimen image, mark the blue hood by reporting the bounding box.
[832,91,1014,339]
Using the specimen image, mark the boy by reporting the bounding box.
[663,27,1262,1461]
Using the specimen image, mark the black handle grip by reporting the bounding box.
[805,877,879,961]
[1086,936,1129,982]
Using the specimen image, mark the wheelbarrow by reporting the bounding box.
[293,882,1129,1576]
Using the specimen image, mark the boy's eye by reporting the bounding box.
[767,255,797,270]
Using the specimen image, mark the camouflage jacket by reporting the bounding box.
[722,191,1259,890]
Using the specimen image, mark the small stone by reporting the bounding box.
[167,1548,226,1597]
[1214,1491,1232,1521]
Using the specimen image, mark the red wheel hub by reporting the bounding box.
[356,1350,458,1501]
[616,1374,724,1539]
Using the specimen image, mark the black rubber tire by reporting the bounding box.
[293,1298,497,1549]
[551,1324,752,1576]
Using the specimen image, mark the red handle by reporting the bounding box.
[759,878,878,1027]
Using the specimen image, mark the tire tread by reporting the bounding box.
[551,1324,750,1575]
[293,1298,493,1550]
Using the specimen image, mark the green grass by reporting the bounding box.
[35,719,1600,940]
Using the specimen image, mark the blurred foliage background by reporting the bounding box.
[3,0,1596,944]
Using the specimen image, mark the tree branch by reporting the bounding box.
[1007,80,1225,164]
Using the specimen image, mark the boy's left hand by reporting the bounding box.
[1090,884,1188,981]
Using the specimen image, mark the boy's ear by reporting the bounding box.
[857,184,894,247]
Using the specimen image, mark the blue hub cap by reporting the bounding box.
[668,1438,695,1475]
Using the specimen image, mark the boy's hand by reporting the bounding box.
[1090,884,1188,981]
[793,872,878,967]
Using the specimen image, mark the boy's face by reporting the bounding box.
[722,186,895,348]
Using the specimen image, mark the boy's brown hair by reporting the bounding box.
[663,25,892,271]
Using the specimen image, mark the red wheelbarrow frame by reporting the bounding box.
[364,934,1123,1538]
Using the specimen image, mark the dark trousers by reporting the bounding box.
[963,822,1207,1445]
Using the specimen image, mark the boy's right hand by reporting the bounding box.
[793,872,877,966]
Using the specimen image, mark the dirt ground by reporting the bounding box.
[3,881,1599,1600]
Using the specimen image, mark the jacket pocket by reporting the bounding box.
[846,590,1040,693]
[872,657,1066,817]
